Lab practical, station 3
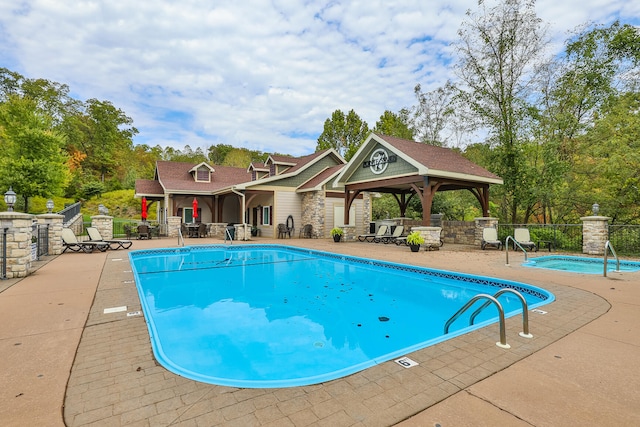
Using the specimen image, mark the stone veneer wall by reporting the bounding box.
[442,220,476,245]
[37,213,64,255]
[91,215,114,240]
[301,191,325,238]
[0,212,34,278]
[581,216,610,255]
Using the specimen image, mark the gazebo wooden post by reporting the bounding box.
[344,188,360,225]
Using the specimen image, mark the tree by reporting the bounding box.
[0,95,68,212]
[454,0,548,223]
[373,110,413,140]
[410,82,458,146]
[316,109,370,161]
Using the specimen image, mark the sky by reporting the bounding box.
[1,1,638,157]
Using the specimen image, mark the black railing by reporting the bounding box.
[608,225,640,256]
[1,227,7,279]
[498,224,583,252]
[59,202,82,226]
[31,222,49,260]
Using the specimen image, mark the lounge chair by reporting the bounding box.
[357,225,388,242]
[376,225,404,244]
[62,228,109,253]
[481,227,502,250]
[514,228,537,252]
[86,227,133,250]
[299,224,313,238]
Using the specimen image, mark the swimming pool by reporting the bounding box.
[130,245,554,388]
[524,255,640,274]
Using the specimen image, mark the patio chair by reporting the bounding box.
[357,224,388,242]
[376,225,404,244]
[514,228,537,252]
[123,224,136,239]
[61,228,109,253]
[299,224,313,238]
[197,222,207,238]
[86,227,133,250]
[137,224,151,240]
[481,227,502,250]
[277,223,290,238]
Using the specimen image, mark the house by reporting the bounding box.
[135,148,361,238]
[135,133,502,239]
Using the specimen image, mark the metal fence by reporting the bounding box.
[498,224,583,253]
[31,222,49,261]
[59,202,82,226]
[1,227,7,280]
[608,225,640,256]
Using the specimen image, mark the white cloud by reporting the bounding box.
[1,0,638,156]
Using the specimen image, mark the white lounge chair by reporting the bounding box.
[357,225,388,242]
[481,227,502,250]
[86,227,133,250]
[62,228,109,253]
[377,225,404,244]
[514,228,537,252]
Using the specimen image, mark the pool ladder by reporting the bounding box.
[505,236,528,265]
[604,240,620,277]
[444,289,533,349]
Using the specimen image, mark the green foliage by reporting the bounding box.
[406,231,424,246]
[28,195,75,214]
[81,181,106,199]
[373,110,413,139]
[316,109,370,161]
[81,190,151,220]
[330,227,344,236]
[0,95,69,212]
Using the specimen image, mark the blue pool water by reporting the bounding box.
[130,245,554,388]
[524,255,640,274]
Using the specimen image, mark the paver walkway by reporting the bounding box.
[1,237,639,426]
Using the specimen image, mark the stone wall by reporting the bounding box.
[442,220,476,245]
[0,212,33,278]
[581,216,610,255]
[301,191,325,238]
[91,215,113,240]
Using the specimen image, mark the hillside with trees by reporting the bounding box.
[1,0,638,224]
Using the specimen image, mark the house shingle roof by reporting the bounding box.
[378,134,500,180]
[155,161,251,193]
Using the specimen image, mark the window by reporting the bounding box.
[196,168,210,182]
[262,206,271,225]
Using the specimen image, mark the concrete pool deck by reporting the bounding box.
[1,236,639,426]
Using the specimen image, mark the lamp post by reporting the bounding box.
[4,187,16,212]
[46,199,54,214]
[592,203,600,215]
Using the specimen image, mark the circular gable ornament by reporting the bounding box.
[369,148,389,175]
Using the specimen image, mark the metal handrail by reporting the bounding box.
[469,289,533,338]
[505,236,528,264]
[604,240,620,277]
[177,227,185,247]
[444,294,510,348]
[224,227,233,244]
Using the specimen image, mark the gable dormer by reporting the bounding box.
[189,162,215,183]
[265,155,297,176]
[247,162,270,181]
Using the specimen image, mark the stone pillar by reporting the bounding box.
[302,191,325,238]
[167,216,181,238]
[362,191,371,236]
[341,225,356,241]
[412,226,442,248]
[91,215,114,240]
[475,217,499,247]
[0,212,34,279]
[36,213,64,255]
[581,216,610,255]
